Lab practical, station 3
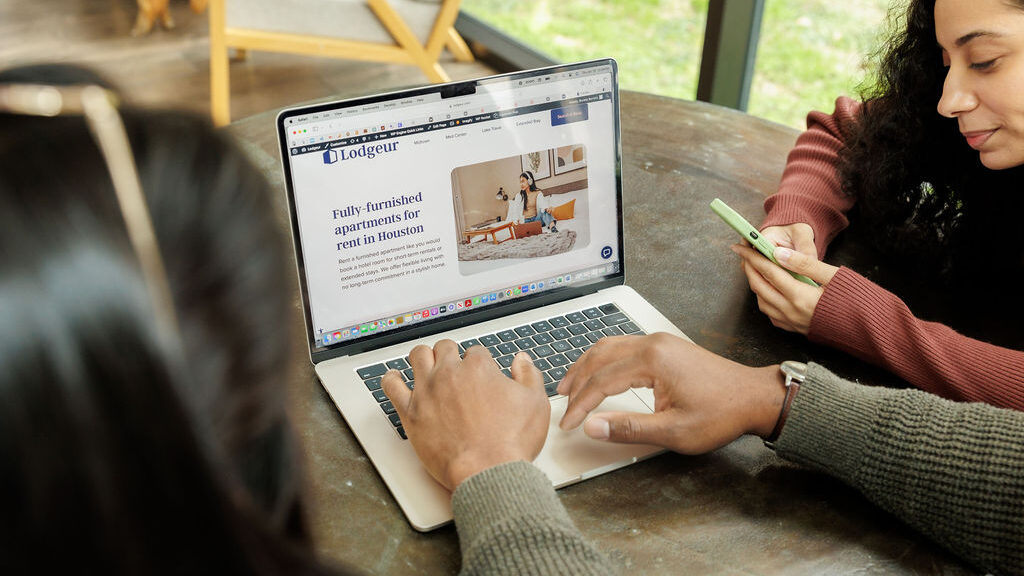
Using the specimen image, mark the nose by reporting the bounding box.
[937,65,978,118]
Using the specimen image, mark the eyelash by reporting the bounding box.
[970,59,997,70]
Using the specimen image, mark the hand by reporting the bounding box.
[734,243,839,335]
[555,334,785,454]
[760,223,817,258]
[382,341,550,491]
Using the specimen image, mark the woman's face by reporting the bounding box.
[936,0,1024,169]
[520,176,529,191]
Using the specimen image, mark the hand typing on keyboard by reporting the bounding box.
[382,340,550,491]
[556,334,785,455]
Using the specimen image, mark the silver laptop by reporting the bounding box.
[277,59,690,531]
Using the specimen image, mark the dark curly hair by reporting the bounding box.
[840,0,1024,288]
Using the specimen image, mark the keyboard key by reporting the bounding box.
[380,401,396,415]
[406,380,415,390]
[620,321,641,334]
[397,426,407,440]
[549,366,568,380]
[584,319,605,331]
[386,358,409,370]
[542,371,554,384]
[548,316,570,328]
[487,346,501,358]
[514,337,537,350]
[550,327,571,340]
[402,368,415,381]
[544,382,559,397]
[565,312,587,323]
[524,348,539,360]
[364,377,383,391]
[388,413,402,427]
[532,332,554,345]
[497,354,515,368]
[533,344,555,357]
[601,313,630,326]
[372,389,388,403]
[497,342,519,355]
[534,358,553,371]
[568,335,590,348]
[531,320,553,333]
[551,340,572,353]
[459,338,481,351]
[599,303,620,314]
[357,364,388,380]
[567,324,588,335]
[602,326,624,337]
[585,331,604,344]
[566,348,585,362]
[479,334,501,347]
[497,329,517,342]
[548,353,570,367]
[582,307,602,319]
[514,325,536,337]
[501,368,512,377]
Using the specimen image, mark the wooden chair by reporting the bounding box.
[208,0,473,126]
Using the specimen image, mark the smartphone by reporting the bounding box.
[710,198,818,287]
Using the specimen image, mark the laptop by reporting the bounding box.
[277,59,690,531]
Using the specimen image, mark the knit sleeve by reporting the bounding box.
[808,266,1024,411]
[761,97,861,258]
[776,363,1024,575]
[452,461,614,576]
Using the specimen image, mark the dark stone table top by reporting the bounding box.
[226,91,973,575]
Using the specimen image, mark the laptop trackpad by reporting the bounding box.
[535,391,662,486]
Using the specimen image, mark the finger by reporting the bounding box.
[408,343,437,383]
[510,351,542,388]
[382,369,411,416]
[733,244,803,293]
[431,339,461,366]
[560,357,639,430]
[583,411,672,446]
[773,247,839,285]
[558,336,619,396]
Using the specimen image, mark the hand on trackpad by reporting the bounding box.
[534,391,660,485]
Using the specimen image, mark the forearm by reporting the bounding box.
[809,267,1024,410]
[762,97,861,258]
[452,461,615,576]
[776,363,1024,575]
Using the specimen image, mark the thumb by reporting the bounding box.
[773,246,838,285]
[583,411,669,445]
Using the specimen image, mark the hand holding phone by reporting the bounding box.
[710,198,818,287]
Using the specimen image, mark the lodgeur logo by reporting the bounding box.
[323,142,399,165]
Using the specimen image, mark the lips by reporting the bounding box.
[962,129,997,149]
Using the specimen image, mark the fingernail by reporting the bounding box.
[775,247,793,263]
[583,417,609,440]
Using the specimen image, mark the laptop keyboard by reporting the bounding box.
[356,303,645,440]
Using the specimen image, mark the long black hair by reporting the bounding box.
[0,65,338,575]
[840,0,1024,291]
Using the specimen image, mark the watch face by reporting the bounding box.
[780,360,808,382]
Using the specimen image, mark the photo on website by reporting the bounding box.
[451,146,591,275]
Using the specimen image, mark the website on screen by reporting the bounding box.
[284,67,623,347]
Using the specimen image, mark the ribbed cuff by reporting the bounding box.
[452,461,570,546]
[773,362,887,478]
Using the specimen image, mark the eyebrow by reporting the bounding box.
[954,30,1000,47]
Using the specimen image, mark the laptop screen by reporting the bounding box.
[278,60,624,355]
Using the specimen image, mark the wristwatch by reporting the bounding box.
[763,360,807,449]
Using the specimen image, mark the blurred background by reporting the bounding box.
[1,0,893,129]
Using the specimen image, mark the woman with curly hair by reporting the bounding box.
[734,0,1024,410]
